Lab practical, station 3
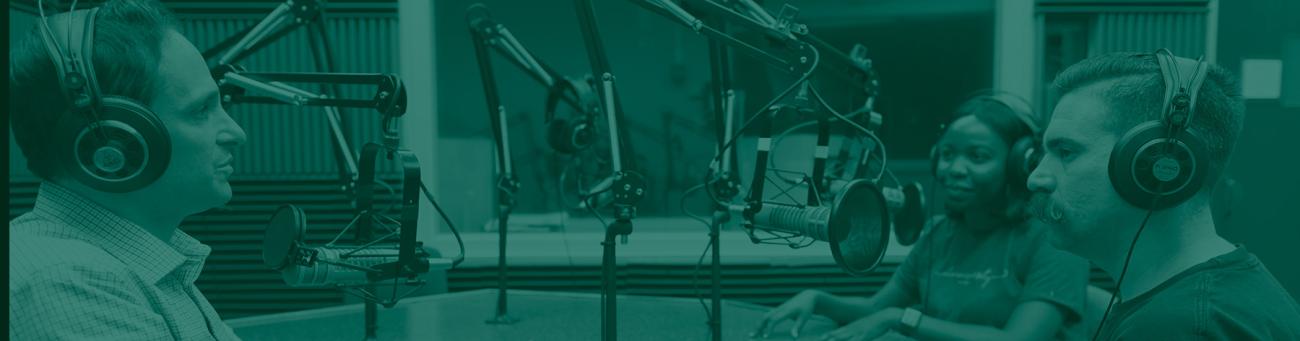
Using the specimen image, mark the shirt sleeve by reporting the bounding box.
[1018,231,1090,324]
[9,266,174,341]
[890,216,944,305]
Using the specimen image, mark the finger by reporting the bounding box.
[791,313,808,338]
[751,316,767,334]
[751,315,772,339]
[764,310,795,338]
[754,311,784,339]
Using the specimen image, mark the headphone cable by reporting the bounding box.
[1091,123,1178,340]
[1089,204,1157,341]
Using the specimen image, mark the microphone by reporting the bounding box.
[738,179,891,275]
[826,179,927,246]
[263,205,448,288]
[281,246,412,288]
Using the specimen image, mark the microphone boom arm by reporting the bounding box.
[203,0,324,69]
[203,0,365,197]
[629,0,879,95]
[628,0,809,75]
[469,13,585,112]
[214,66,408,203]
[217,70,408,119]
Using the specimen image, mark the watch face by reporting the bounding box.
[901,308,923,331]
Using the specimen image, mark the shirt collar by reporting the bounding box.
[32,182,212,284]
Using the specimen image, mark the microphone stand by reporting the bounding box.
[467,9,521,325]
[467,4,592,324]
[597,73,647,341]
[572,1,649,340]
[203,0,362,195]
[704,33,742,340]
[214,69,414,341]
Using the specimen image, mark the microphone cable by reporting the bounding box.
[1092,109,1184,340]
[681,182,719,318]
[420,182,466,268]
[701,46,821,208]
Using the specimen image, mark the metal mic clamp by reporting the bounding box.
[610,171,647,207]
[707,172,742,201]
[773,4,809,39]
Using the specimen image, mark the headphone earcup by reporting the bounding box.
[1108,121,1208,210]
[57,96,171,193]
[929,145,939,177]
[544,77,598,155]
[547,118,591,155]
[1005,136,1039,191]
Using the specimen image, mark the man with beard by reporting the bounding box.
[1027,49,1300,339]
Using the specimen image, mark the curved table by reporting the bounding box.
[226,289,839,340]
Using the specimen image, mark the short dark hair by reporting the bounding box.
[1050,52,1245,195]
[9,0,178,179]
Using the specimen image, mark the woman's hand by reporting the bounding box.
[752,289,824,339]
[818,307,902,341]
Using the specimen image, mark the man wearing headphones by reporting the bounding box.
[1028,50,1300,339]
[9,0,246,339]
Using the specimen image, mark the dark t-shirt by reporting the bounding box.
[892,216,1090,336]
[1098,246,1300,340]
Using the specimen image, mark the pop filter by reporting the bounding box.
[892,182,926,246]
[827,180,927,246]
[751,179,890,275]
[263,204,306,270]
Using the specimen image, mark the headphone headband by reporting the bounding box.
[985,91,1041,137]
[78,7,104,109]
[38,6,103,114]
[544,76,598,123]
[944,89,1041,139]
[1153,48,1209,131]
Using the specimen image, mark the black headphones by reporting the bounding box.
[930,92,1043,189]
[543,76,601,155]
[1108,49,1211,210]
[38,3,171,193]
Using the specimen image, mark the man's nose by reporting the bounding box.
[217,110,247,147]
[1027,163,1055,193]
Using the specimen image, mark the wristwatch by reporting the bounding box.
[898,307,923,336]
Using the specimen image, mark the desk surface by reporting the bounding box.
[227,289,839,341]
[426,229,914,268]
